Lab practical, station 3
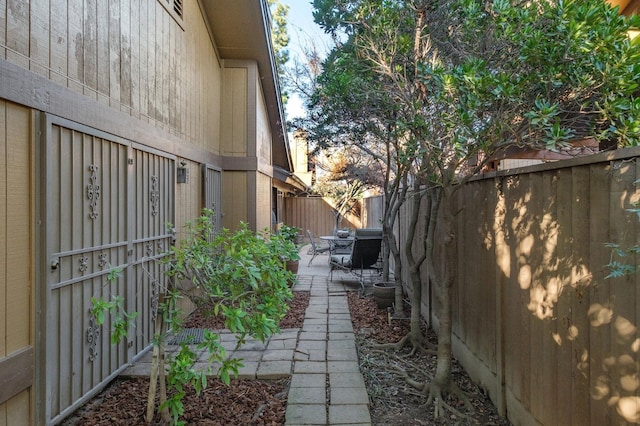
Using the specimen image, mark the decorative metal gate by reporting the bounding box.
[202,164,222,235]
[40,115,174,424]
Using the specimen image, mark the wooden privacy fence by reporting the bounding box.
[283,196,364,241]
[400,146,640,425]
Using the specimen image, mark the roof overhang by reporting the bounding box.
[200,0,293,172]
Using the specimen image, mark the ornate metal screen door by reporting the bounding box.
[40,115,174,424]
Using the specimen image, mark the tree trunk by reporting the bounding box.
[145,299,164,424]
[404,180,431,340]
[432,192,456,392]
[433,272,453,391]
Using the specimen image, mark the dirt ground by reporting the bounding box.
[63,289,509,425]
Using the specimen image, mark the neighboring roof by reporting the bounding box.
[273,166,310,196]
[200,0,293,173]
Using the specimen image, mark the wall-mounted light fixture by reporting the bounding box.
[177,159,189,184]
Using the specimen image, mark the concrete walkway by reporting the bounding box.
[123,247,371,425]
[286,261,371,425]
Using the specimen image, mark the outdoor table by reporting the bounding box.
[320,235,354,254]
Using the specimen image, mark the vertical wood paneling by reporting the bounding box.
[607,160,637,425]
[120,0,131,109]
[96,0,109,103]
[0,100,34,420]
[571,165,591,426]
[406,154,640,425]
[0,1,7,58]
[540,171,558,425]
[146,1,157,121]
[5,104,30,353]
[49,0,67,84]
[108,0,120,107]
[283,197,353,238]
[554,166,573,426]
[2,0,224,146]
[161,7,169,125]
[6,0,29,67]
[154,4,163,122]
[83,0,98,94]
[29,0,49,77]
[129,0,140,115]
[139,0,149,122]
[0,101,6,358]
[5,390,30,424]
[588,162,611,424]
[67,0,83,93]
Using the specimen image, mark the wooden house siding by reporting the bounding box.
[256,75,272,168]
[221,67,248,157]
[1,0,222,150]
[256,172,273,232]
[0,100,34,423]
[222,171,248,229]
[0,1,292,422]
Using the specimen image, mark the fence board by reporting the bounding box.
[588,161,612,425]
[554,166,573,426]
[283,197,357,241]
[570,165,591,426]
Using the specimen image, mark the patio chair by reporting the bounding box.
[329,228,383,292]
[307,230,331,266]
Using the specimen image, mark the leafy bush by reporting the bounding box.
[92,209,296,425]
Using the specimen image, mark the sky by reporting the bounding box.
[279,0,331,121]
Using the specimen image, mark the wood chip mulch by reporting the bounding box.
[62,289,509,425]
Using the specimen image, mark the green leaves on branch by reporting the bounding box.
[415,0,640,154]
[90,267,139,345]
[93,209,295,425]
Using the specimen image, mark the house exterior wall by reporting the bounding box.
[220,60,277,231]
[255,172,273,232]
[0,100,34,423]
[256,74,272,169]
[222,171,248,228]
[1,0,222,151]
[174,158,203,236]
[221,67,248,157]
[0,0,285,422]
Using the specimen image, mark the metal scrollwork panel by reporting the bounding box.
[87,164,101,220]
[86,315,100,362]
[150,175,159,217]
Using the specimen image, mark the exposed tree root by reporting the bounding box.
[371,341,476,422]
[370,331,437,355]
[423,380,474,421]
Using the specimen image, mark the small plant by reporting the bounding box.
[92,209,296,425]
[278,224,302,246]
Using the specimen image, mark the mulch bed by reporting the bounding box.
[62,291,309,425]
[348,292,510,425]
[62,289,508,425]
